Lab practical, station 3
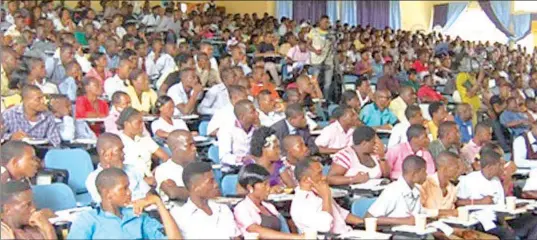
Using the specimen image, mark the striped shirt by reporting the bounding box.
[332,146,382,178]
[2,105,61,146]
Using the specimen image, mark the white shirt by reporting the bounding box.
[523,169,537,192]
[35,79,59,95]
[171,199,240,239]
[387,121,410,148]
[217,120,254,169]
[75,54,92,73]
[86,164,150,203]
[197,83,230,115]
[167,82,202,116]
[257,109,285,127]
[194,54,219,72]
[104,74,128,100]
[145,51,177,80]
[155,160,185,201]
[141,14,161,28]
[356,90,370,107]
[368,177,424,218]
[119,132,160,177]
[512,132,537,169]
[290,187,351,234]
[151,117,189,136]
[156,15,174,32]
[207,103,235,135]
[115,26,127,39]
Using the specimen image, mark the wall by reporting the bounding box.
[400,1,433,31]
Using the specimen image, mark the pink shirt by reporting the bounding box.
[286,45,311,64]
[461,139,481,170]
[332,146,382,178]
[314,121,354,150]
[85,67,113,85]
[385,142,436,180]
[233,196,281,235]
[104,107,149,135]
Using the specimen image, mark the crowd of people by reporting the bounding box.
[2,0,537,239]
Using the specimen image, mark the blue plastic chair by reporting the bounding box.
[328,104,339,116]
[221,174,238,196]
[198,120,210,136]
[322,165,330,176]
[351,197,377,218]
[343,74,359,91]
[32,183,77,211]
[208,145,220,164]
[44,149,94,194]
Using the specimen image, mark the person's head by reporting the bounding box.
[199,42,214,58]
[128,69,150,92]
[0,141,40,180]
[408,68,418,81]
[402,155,427,185]
[285,88,301,104]
[295,75,314,96]
[456,103,473,122]
[82,77,104,97]
[282,135,309,164]
[111,91,131,112]
[96,168,131,206]
[318,15,330,30]
[332,106,358,129]
[1,181,35,227]
[373,89,391,110]
[422,74,433,87]
[294,158,324,188]
[26,58,47,81]
[228,85,248,105]
[285,103,307,129]
[59,43,75,65]
[154,95,175,118]
[435,151,463,182]
[182,162,220,198]
[428,102,448,123]
[96,133,125,169]
[399,86,417,105]
[474,121,493,145]
[355,75,371,95]
[526,98,537,112]
[250,127,280,161]
[1,48,18,73]
[478,149,504,179]
[116,107,144,136]
[405,105,424,125]
[21,85,47,113]
[407,124,430,149]
[117,59,133,79]
[167,130,197,164]
[256,90,275,114]
[65,61,82,81]
[180,68,199,89]
[340,90,361,112]
[505,97,519,111]
[352,126,378,154]
[48,94,72,118]
[234,99,259,127]
[489,95,506,114]
[437,121,460,147]
[238,164,271,200]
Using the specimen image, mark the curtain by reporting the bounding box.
[389,0,401,29]
[432,4,448,28]
[326,1,338,23]
[512,14,531,42]
[357,0,390,29]
[276,0,293,20]
[341,1,358,27]
[478,0,513,38]
[445,2,468,30]
[293,0,327,23]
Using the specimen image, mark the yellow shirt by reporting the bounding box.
[389,96,408,123]
[455,72,481,114]
[353,39,365,50]
[427,121,438,140]
[126,86,158,113]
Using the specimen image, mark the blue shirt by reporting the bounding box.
[360,103,398,127]
[55,116,97,141]
[85,164,150,203]
[454,115,473,144]
[499,110,530,137]
[58,77,78,102]
[67,207,166,240]
[107,54,120,70]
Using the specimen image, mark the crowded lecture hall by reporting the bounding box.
[1,0,537,239]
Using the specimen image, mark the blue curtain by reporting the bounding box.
[357,0,390,29]
[276,0,293,20]
[432,4,448,28]
[327,1,338,23]
[341,1,357,26]
[389,0,401,29]
[490,1,511,30]
[445,2,468,30]
[512,14,531,42]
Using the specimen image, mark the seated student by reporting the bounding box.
[0,141,41,183]
[104,92,150,135]
[286,40,310,73]
[315,106,359,155]
[328,126,389,185]
[104,58,132,100]
[386,124,435,180]
[155,130,196,202]
[513,120,537,169]
[86,133,150,203]
[340,90,362,115]
[197,68,234,116]
[291,158,363,234]
[24,57,59,95]
[281,135,310,186]
[1,181,57,239]
[125,69,157,114]
[454,103,474,144]
[2,85,61,146]
[360,89,398,130]
[460,121,493,173]
[49,94,96,141]
[388,86,417,123]
[75,77,109,135]
[68,168,182,239]
[427,101,450,140]
[250,66,279,99]
[480,143,517,198]
[388,105,425,148]
[151,96,189,140]
[218,99,259,172]
[500,97,531,137]
[417,74,445,103]
[116,107,170,178]
[456,150,537,240]
[167,68,203,116]
[207,85,249,136]
[366,155,428,225]
[234,164,303,239]
[401,68,420,92]
[194,52,221,87]
[171,162,241,239]
[522,169,537,199]
[58,62,83,102]
[355,75,373,107]
[428,121,461,160]
[272,103,319,155]
[256,90,285,127]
